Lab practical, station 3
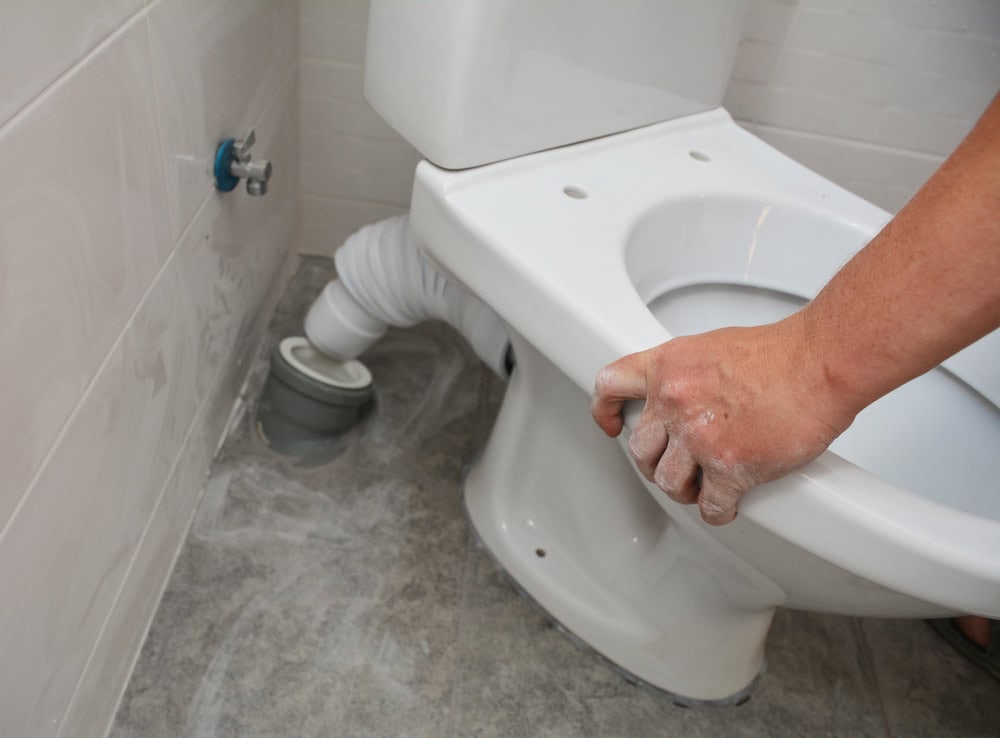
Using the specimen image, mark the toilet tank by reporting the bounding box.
[364,0,747,170]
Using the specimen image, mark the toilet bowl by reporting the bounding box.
[405,109,1000,700]
[307,0,1000,703]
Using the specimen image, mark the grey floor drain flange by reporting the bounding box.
[258,336,374,454]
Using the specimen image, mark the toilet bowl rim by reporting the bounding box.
[408,111,1000,614]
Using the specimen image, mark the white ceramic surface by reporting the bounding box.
[364,0,747,169]
[298,0,998,258]
[409,110,1000,618]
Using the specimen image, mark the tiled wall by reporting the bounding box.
[299,0,419,255]
[0,1,299,736]
[729,0,1000,212]
[299,0,999,256]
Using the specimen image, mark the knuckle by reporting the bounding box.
[652,463,669,486]
[698,485,740,525]
[627,433,649,463]
[713,445,743,470]
[653,467,675,495]
[593,366,617,396]
[652,377,681,404]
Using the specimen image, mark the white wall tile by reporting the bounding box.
[731,39,785,84]
[57,397,213,738]
[300,194,405,255]
[0,13,171,532]
[0,1,300,735]
[147,0,299,242]
[915,30,1000,84]
[753,124,942,212]
[787,7,839,51]
[876,106,978,156]
[728,0,1000,210]
[181,80,301,403]
[741,0,799,44]
[300,58,365,101]
[57,79,299,725]
[300,93,400,140]
[298,0,996,230]
[0,265,197,737]
[970,0,1000,36]
[297,2,416,257]
[300,0,368,62]
[0,0,145,126]
[848,0,980,32]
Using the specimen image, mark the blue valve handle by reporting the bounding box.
[214,138,240,192]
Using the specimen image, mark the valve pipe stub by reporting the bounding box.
[214,138,239,192]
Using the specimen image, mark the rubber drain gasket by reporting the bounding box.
[258,336,374,456]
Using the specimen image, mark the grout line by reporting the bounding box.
[58,361,214,738]
[8,53,302,732]
[1,50,304,531]
[300,192,411,209]
[83,244,300,738]
[299,56,364,68]
[0,6,151,137]
[752,121,948,162]
[0,206,188,547]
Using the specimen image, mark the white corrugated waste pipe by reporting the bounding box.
[305,214,512,378]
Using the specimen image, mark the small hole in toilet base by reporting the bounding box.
[689,150,711,162]
[535,548,546,558]
[563,185,588,199]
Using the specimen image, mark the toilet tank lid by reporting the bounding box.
[363,0,747,169]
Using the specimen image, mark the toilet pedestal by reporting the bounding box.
[464,331,780,703]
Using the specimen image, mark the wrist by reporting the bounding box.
[777,307,866,433]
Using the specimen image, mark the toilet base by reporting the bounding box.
[464,331,779,703]
[463,497,764,707]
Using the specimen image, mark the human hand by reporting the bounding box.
[591,319,854,525]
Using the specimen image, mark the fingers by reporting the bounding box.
[627,409,747,525]
[653,444,700,505]
[593,346,749,526]
[591,353,648,437]
[696,476,743,526]
[627,414,669,480]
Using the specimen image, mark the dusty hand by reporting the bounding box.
[591,319,853,525]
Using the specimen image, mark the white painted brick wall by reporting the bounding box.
[299,0,1000,255]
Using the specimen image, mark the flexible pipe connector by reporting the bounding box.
[305,215,511,378]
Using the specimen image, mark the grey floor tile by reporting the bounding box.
[449,547,886,738]
[862,618,1000,738]
[112,258,998,738]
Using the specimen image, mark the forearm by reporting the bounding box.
[591,93,1000,525]
[793,92,1000,417]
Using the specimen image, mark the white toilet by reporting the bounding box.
[353,0,1000,703]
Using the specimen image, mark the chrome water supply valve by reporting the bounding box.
[214,129,272,195]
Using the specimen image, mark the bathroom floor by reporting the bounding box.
[111,258,1000,738]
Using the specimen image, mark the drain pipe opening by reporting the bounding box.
[259,214,510,460]
[257,336,374,459]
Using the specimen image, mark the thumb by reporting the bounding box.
[591,353,649,437]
